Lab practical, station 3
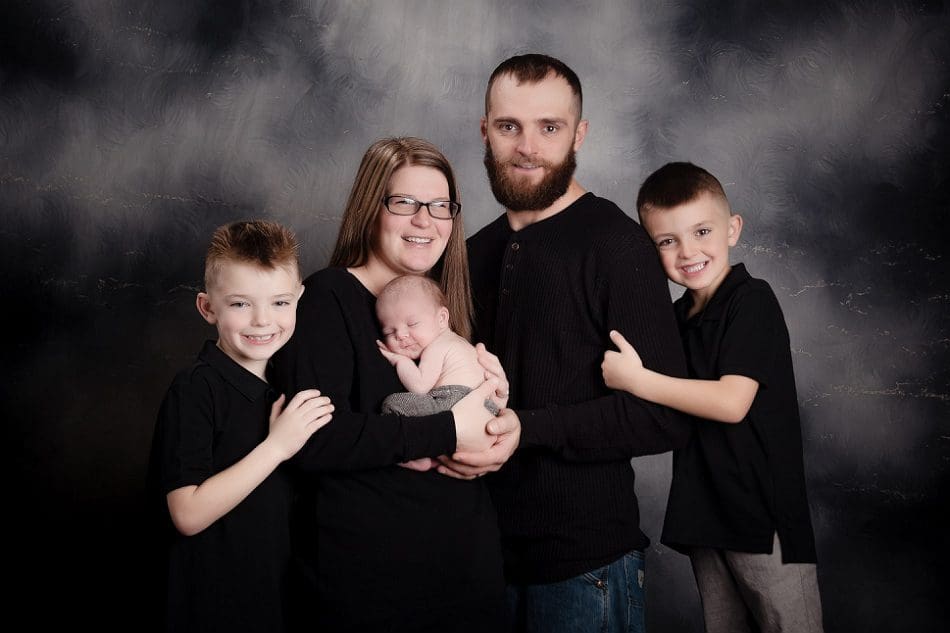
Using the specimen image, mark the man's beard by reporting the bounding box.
[483,141,576,212]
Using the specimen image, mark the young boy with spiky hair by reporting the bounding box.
[148,220,334,633]
[602,163,824,633]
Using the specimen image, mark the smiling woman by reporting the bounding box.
[364,164,454,286]
[268,137,516,633]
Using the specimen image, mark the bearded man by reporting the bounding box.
[465,54,693,633]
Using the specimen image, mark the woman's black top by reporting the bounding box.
[270,267,505,633]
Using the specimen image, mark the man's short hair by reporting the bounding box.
[636,162,729,219]
[485,53,583,118]
[204,220,299,290]
[378,274,447,310]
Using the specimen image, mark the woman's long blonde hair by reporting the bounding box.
[329,137,474,340]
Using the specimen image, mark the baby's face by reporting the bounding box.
[377,294,449,360]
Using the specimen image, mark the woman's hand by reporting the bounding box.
[398,458,436,472]
[437,408,521,480]
[476,343,510,410]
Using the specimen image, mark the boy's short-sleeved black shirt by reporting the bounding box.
[661,264,818,563]
[148,340,292,632]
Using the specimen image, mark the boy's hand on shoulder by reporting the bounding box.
[602,330,644,394]
[267,390,334,461]
[376,340,402,366]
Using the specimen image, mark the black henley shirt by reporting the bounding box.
[468,192,692,583]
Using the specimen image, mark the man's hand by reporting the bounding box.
[450,378,500,454]
[437,408,520,480]
[475,342,510,410]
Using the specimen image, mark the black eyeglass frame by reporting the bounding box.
[382,195,461,220]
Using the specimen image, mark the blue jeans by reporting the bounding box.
[506,550,646,633]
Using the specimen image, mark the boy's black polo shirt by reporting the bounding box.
[661,264,818,563]
[149,340,292,632]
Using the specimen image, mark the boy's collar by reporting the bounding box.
[679,263,750,322]
[199,340,272,401]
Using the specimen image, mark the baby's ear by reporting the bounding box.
[196,292,217,325]
[437,306,450,329]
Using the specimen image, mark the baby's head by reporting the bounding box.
[196,220,302,375]
[376,275,450,361]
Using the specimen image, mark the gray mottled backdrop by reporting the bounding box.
[3,1,948,631]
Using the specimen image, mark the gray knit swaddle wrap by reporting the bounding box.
[382,384,500,417]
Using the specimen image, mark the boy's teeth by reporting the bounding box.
[684,262,706,273]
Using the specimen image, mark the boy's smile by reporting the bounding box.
[681,261,709,275]
[196,261,302,378]
[641,192,743,314]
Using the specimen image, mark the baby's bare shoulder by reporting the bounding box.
[440,331,478,355]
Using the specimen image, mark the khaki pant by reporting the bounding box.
[689,533,824,633]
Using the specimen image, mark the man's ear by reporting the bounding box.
[727,214,744,247]
[480,117,489,143]
[573,119,589,152]
[196,292,217,325]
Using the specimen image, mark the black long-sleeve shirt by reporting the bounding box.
[468,192,692,583]
[269,268,505,632]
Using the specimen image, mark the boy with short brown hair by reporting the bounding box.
[602,163,824,633]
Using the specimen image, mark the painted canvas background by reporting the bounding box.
[3,1,948,630]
